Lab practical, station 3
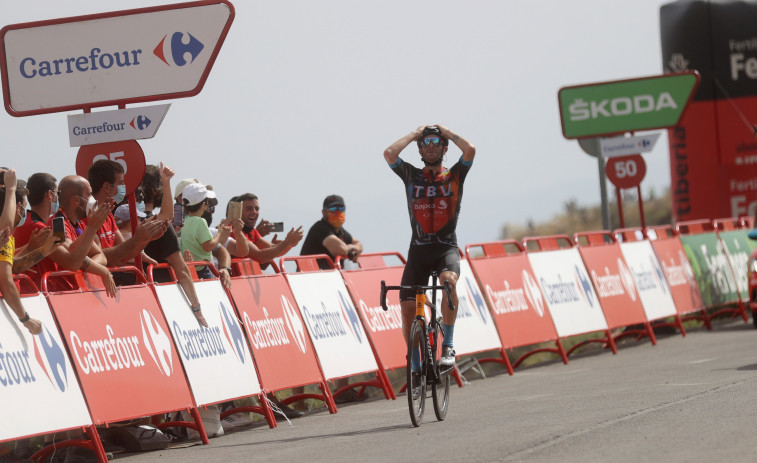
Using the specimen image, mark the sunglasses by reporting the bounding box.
[421,136,442,147]
[328,206,345,212]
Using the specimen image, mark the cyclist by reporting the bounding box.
[383,125,476,369]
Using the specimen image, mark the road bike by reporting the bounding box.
[380,273,455,426]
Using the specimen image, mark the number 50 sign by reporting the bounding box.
[605,154,646,189]
[76,140,146,196]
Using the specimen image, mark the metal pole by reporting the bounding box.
[597,155,611,230]
[616,187,625,229]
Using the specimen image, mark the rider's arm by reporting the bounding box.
[438,126,476,163]
[384,126,425,165]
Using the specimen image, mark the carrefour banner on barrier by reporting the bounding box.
[469,252,560,349]
[341,266,407,371]
[650,236,704,315]
[48,285,194,424]
[154,281,261,406]
[0,294,91,441]
[433,260,501,355]
[229,274,324,392]
[619,241,678,321]
[718,230,753,301]
[286,271,378,380]
[679,233,740,307]
[528,248,608,338]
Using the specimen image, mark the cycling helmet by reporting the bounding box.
[417,126,448,148]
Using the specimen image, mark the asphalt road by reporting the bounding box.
[116,318,757,463]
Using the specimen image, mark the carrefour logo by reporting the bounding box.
[219,301,246,364]
[33,324,68,392]
[462,277,489,324]
[130,115,152,131]
[154,32,204,67]
[140,309,173,377]
[281,296,307,354]
[338,291,363,343]
[522,270,545,317]
[574,265,595,307]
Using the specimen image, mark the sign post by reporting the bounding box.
[605,154,647,229]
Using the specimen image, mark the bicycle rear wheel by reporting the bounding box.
[432,317,450,421]
[407,318,426,427]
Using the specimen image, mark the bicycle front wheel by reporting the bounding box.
[407,318,426,427]
[432,317,450,421]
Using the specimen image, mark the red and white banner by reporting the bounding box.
[285,271,378,380]
[228,274,325,392]
[153,280,261,406]
[619,241,678,321]
[47,285,194,424]
[528,248,609,337]
[578,243,649,329]
[0,294,91,441]
[467,250,560,349]
[649,234,705,315]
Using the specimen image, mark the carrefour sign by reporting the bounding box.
[558,72,699,139]
[0,1,234,116]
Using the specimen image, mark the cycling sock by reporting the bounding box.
[442,323,454,347]
[411,345,421,371]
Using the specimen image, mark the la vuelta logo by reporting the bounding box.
[33,324,68,392]
[153,32,205,66]
[140,309,173,377]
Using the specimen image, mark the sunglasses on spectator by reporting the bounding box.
[421,136,442,147]
[328,206,345,212]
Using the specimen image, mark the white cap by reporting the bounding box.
[114,204,146,224]
[174,178,200,200]
[182,183,216,206]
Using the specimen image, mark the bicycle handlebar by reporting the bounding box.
[379,280,456,312]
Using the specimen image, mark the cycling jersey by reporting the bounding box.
[390,156,473,246]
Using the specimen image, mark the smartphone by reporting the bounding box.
[52,216,66,243]
[228,201,242,220]
[271,222,284,232]
[172,202,184,228]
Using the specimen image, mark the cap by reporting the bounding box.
[183,183,217,206]
[174,178,200,200]
[114,204,146,224]
[323,194,345,209]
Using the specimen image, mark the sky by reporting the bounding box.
[0,0,676,257]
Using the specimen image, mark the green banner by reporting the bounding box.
[558,72,699,139]
[718,230,752,301]
[679,232,740,307]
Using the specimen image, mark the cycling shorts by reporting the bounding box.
[400,244,460,301]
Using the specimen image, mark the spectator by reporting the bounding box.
[180,184,232,280]
[114,204,147,240]
[85,160,166,267]
[232,193,304,264]
[0,168,42,335]
[301,195,363,269]
[140,164,208,327]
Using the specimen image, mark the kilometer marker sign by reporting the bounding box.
[558,71,700,139]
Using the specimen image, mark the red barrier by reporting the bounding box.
[575,231,656,345]
[466,241,567,370]
[41,267,208,454]
[226,268,337,414]
[646,225,712,329]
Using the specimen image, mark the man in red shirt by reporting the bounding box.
[85,160,165,267]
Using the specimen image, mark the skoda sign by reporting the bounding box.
[0,1,234,116]
[558,71,700,139]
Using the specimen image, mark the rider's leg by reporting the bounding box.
[401,299,422,371]
[439,270,459,348]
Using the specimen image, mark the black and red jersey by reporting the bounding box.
[390,156,472,246]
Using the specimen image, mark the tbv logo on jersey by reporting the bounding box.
[302,291,363,344]
[540,266,596,307]
[18,32,204,79]
[591,259,638,302]
[243,295,308,354]
[154,32,205,67]
[0,324,68,391]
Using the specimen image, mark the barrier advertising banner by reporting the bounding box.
[0,294,91,441]
[679,232,740,307]
[577,244,648,328]
[439,260,501,355]
[527,248,609,337]
[618,241,678,321]
[228,274,324,392]
[153,281,261,406]
[468,252,560,349]
[650,235,705,316]
[717,229,752,301]
[340,265,406,371]
[285,271,378,380]
[48,286,194,424]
